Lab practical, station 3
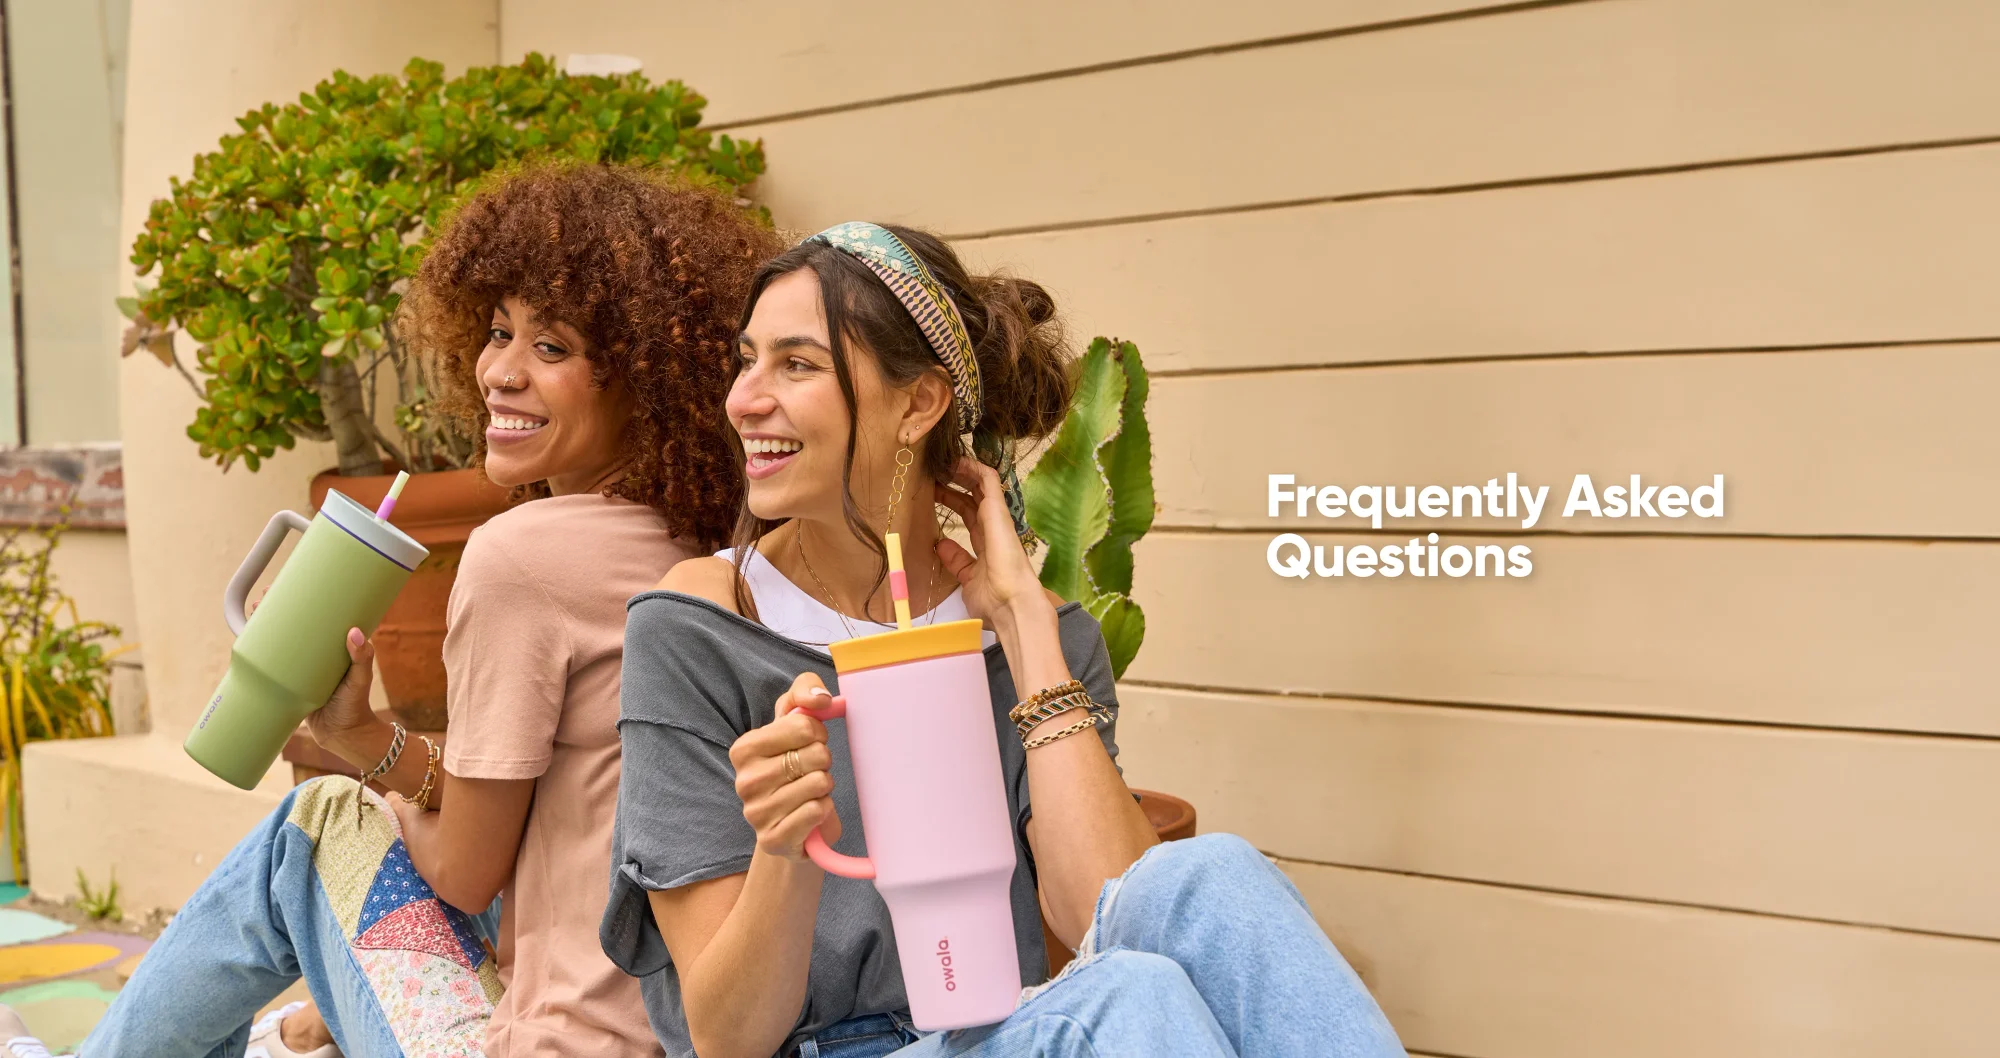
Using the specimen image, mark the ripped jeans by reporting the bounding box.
[795,833,1405,1058]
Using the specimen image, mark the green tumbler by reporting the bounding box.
[184,488,428,789]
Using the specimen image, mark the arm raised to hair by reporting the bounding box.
[934,459,1156,949]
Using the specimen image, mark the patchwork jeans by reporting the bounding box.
[798,834,1406,1058]
[79,777,501,1058]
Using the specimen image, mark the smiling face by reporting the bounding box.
[477,295,636,494]
[727,270,945,525]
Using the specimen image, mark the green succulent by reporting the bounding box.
[1026,338,1155,678]
[122,53,767,475]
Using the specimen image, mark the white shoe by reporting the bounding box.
[0,1004,49,1058]
[246,1002,342,1058]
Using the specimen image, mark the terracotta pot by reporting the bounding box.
[309,467,513,731]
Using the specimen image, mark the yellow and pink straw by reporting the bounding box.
[885,532,914,630]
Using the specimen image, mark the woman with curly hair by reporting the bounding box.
[40,163,779,1058]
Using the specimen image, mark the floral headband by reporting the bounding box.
[807,221,1035,546]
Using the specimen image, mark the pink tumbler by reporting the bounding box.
[801,619,1022,1030]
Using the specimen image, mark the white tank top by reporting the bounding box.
[715,546,998,649]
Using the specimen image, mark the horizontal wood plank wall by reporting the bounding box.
[1115,687,2000,938]
[499,0,1506,124]
[1127,531,1995,735]
[1286,860,2000,1058]
[724,0,2000,235]
[1140,345,2000,536]
[956,145,2000,372]
[519,0,2000,1052]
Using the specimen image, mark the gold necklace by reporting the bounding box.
[795,520,938,635]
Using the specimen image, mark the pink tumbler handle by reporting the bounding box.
[796,696,876,880]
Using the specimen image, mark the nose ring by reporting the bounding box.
[502,374,519,387]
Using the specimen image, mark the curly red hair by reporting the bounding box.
[403,162,779,549]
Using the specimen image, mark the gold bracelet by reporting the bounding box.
[1022,714,1097,751]
[412,735,442,811]
[1009,680,1085,725]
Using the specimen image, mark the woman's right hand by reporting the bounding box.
[306,628,384,753]
[728,672,842,861]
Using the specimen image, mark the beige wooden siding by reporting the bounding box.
[1130,532,1994,735]
[1145,346,2000,536]
[958,144,2000,372]
[507,1,2000,1053]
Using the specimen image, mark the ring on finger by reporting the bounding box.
[784,748,803,784]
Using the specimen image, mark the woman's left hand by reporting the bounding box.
[386,791,436,847]
[934,457,1055,629]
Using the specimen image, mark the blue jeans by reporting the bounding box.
[796,834,1405,1058]
[79,777,502,1058]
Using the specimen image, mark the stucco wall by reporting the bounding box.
[20,0,502,915]
[119,0,499,739]
[505,1,2000,1054]
[7,0,127,443]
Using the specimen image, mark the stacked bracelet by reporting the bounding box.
[1011,679,1120,750]
[1011,690,1094,738]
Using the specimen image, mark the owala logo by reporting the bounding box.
[196,692,223,730]
[936,938,957,992]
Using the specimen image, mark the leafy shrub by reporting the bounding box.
[122,53,766,475]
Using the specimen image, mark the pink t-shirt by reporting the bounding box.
[443,492,693,1057]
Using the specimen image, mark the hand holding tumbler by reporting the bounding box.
[798,618,1022,1031]
[184,482,426,790]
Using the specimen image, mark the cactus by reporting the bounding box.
[1025,338,1154,678]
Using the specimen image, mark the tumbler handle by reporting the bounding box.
[796,696,876,880]
[224,511,312,635]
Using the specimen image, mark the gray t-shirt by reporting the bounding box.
[601,591,1120,1058]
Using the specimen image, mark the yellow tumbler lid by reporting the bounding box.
[829,619,984,675]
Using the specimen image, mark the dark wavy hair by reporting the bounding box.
[403,161,780,549]
[727,224,1074,616]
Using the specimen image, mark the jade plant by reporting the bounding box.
[120,53,767,476]
[1026,338,1154,678]
[0,513,126,880]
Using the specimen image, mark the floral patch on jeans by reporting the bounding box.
[352,946,497,1058]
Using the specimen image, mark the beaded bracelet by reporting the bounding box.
[412,735,442,811]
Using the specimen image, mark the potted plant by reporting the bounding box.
[1026,338,1154,679]
[1022,338,1192,973]
[119,54,766,729]
[0,513,125,881]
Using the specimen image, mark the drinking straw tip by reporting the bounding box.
[375,470,412,521]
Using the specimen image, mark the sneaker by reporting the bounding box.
[247,1002,342,1058]
[0,1004,49,1058]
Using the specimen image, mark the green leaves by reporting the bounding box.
[0,517,125,878]
[125,52,769,472]
[1024,339,1155,678]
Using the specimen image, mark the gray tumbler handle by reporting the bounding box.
[224,510,311,635]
